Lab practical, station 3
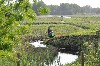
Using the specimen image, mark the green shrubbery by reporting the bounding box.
[0,0,52,66]
[1,0,100,65]
[66,42,100,66]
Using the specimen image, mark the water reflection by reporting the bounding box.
[30,40,78,66]
[30,40,46,48]
[49,52,78,66]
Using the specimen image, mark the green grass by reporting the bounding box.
[32,16,100,36]
[1,16,100,66]
[31,24,86,38]
[31,16,100,66]
[30,16,100,38]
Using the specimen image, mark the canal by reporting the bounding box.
[30,40,78,66]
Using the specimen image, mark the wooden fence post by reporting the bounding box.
[17,53,20,66]
[81,51,84,66]
[96,30,100,48]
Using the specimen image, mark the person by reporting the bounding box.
[61,16,63,21]
[48,26,55,38]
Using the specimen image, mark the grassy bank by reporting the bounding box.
[1,16,100,66]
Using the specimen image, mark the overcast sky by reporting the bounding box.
[12,0,100,8]
[41,0,100,8]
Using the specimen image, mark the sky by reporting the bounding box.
[11,0,100,8]
[41,0,100,8]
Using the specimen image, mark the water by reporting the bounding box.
[30,40,78,66]
[39,15,71,18]
[30,40,46,48]
[57,15,71,18]
[49,52,78,66]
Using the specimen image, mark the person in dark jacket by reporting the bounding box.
[48,26,55,38]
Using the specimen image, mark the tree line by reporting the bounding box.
[32,1,100,15]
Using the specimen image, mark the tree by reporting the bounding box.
[48,3,100,15]
[38,7,50,15]
[81,5,92,14]
[32,1,50,15]
[48,3,81,15]
[48,5,59,15]
[0,0,37,50]
[96,8,100,14]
